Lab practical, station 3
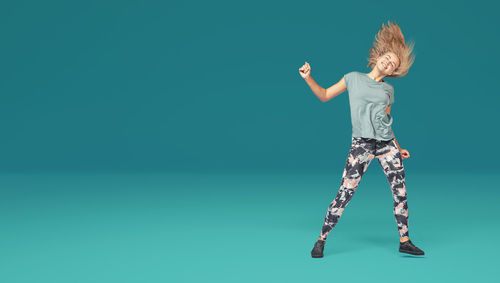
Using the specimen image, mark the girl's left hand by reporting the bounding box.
[400,149,410,159]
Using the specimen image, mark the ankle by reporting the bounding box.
[400,236,410,243]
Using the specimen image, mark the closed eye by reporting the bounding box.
[386,55,395,67]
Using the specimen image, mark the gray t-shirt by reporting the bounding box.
[344,71,395,141]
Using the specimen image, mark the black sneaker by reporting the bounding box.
[399,240,425,255]
[311,240,325,258]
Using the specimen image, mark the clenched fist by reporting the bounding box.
[299,61,311,79]
[400,149,410,159]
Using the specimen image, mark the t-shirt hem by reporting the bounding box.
[352,134,395,141]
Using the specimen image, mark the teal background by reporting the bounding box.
[1,0,499,282]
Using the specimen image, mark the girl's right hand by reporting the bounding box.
[299,61,311,79]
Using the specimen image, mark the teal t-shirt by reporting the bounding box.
[344,71,395,141]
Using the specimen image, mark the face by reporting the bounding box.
[376,52,400,75]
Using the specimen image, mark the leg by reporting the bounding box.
[319,138,375,241]
[376,139,409,240]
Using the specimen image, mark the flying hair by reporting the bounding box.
[367,21,416,78]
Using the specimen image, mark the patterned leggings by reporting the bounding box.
[319,137,409,241]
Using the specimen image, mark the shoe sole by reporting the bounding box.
[399,249,424,256]
[311,254,323,258]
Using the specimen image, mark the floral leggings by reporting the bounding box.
[319,136,409,241]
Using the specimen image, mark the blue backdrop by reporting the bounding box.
[1,0,497,173]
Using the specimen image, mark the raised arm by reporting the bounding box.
[323,76,347,102]
[299,62,347,102]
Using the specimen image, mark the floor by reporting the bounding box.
[0,171,498,282]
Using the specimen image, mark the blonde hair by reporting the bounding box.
[367,21,415,78]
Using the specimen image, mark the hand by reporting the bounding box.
[400,149,410,159]
[299,61,311,79]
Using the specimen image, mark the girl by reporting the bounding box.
[299,21,424,257]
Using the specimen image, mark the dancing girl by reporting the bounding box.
[299,21,425,257]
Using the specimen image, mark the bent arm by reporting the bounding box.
[304,76,346,102]
[324,77,347,102]
[304,76,326,101]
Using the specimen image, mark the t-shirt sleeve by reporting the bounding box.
[343,72,351,90]
[389,86,395,105]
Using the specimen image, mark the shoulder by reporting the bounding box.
[344,71,360,82]
[384,82,394,91]
[384,83,395,104]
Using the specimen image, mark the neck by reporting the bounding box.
[367,69,386,82]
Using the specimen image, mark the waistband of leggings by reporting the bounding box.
[352,136,394,142]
